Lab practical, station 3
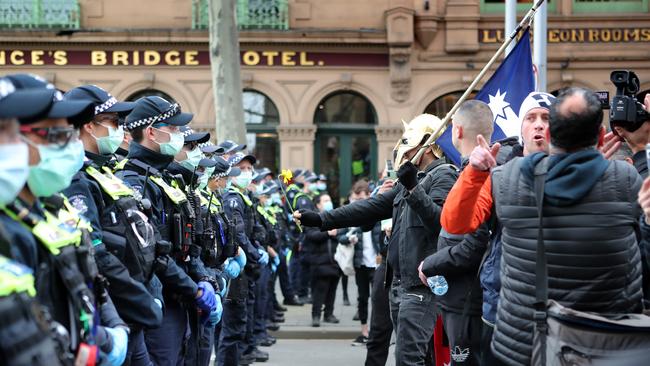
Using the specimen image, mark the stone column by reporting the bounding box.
[385,1,415,103]
[444,0,480,54]
[278,125,317,170]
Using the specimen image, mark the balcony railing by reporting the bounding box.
[0,0,80,29]
[193,0,288,30]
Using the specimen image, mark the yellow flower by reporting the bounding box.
[280,169,293,184]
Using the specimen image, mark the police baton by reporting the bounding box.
[410,0,546,165]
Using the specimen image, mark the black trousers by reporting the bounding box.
[311,275,339,318]
[365,263,393,366]
[355,266,375,325]
[480,321,506,366]
[441,311,482,366]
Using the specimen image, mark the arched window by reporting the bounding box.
[314,91,378,205]
[314,91,377,125]
[243,89,280,173]
[424,90,478,117]
[126,89,176,103]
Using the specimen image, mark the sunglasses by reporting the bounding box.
[19,126,78,148]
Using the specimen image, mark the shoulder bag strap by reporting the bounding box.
[533,157,549,364]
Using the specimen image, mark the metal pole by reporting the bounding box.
[409,0,546,165]
[533,0,548,91]
[505,0,517,55]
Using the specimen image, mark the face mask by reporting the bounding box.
[204,166,215,179]
[322,201,334,212]
[224,180,233,192]
[270,192,281,205]
[27,139,85,197]
[153,128,184,156]
[234,171,253,188]
[255,184,264,195]
[179,147,202,171]
[308,184,320,193]
[263,198,273,207]
[198,173,209,190]
[94,124,124,155]
[317,182,327,191]
[0,143,29,204]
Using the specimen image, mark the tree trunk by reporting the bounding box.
[208,0,246,143]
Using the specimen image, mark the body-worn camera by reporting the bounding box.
[609,70,650,133]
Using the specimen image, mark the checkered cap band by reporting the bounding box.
[228,152,244,167]
[212,166,232,178]
[199,141,213,148]
[0,78,16,100]
[126,103,180,131]
[182,127,196,138]
[95,96,118,115]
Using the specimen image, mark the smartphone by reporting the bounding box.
[386,159,397,179]
[645,143,650,170]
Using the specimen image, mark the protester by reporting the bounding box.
[296,113,459,366]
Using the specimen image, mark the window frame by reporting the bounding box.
[572,0,649,14]
[480,0,557,14]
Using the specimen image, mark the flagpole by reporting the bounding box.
[533,0,548,91]
[410,0,546,165]
[505,0,517,55]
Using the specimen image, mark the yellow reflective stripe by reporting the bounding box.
[151,176,187,205]
[113,158,128,172]
[32,211,81,256]
[228,188,252,207]
[256,205,277,226]
[85,166,134,200]
[0,256,36,297]
[60,196,92,232]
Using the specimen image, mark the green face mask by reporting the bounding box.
[179,147,202,171]
[154,128,184,156]
[198,173,209,190]
[94,124,125,155]
[234,171,253,189]
[27,140,85,197]
[308,184,320,193]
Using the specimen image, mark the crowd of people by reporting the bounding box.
[1,70,650,366]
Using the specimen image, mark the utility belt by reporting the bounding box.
[3,197,105,363]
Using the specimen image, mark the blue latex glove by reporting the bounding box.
[271,263,277,273]
[209,295,223,325]
[104,326,128,366]
[218,276,227,297]
[273,255,280,267]
[234,248,247,268]
[196,281,216,312]
[153,298,163,309]
[223,258,241,279]
[257,248,269,266]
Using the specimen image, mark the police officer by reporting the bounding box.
[61,84,165,366]
[216,139,246,161]
[296,114,459,366]
[0,76,66,366]
[293,171,319,304]
[116,96,217,366]
[218,151,268,365]
[1,73,129,365]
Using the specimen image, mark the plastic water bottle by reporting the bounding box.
[427,275,448,296]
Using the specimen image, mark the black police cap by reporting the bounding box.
[125,96,192,131]
[64,85,135,119]
[0,76,55,120]
[180,125,210,144]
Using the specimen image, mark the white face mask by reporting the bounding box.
[0,142,29,204]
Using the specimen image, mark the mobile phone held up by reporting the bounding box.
[386,159,397,180]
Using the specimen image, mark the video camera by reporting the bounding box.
[602,70,650,133]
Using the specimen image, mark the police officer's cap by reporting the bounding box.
[64,85,135,121]
[217,140,246,154]
[259,181,280,196]
[4,74,94,125]
[304,171,318,183]
[180,125,210,144]
[211,156,241,178]
[200,141,225,155]
[125,96,192,131]
[318,174,327,181]
[252,167,272,184]
[228,152,257,167]
[0,76,55,120]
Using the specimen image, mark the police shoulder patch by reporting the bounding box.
[69,195,89,215]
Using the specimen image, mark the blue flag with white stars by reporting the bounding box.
[436,27,534,166]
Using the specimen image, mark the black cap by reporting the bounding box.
[259,181,280,196]
[64,85,135,120]
[198,158,216,168]
[218,139,246,154]
[200,141,225,155]
[125,96,192,131]
[5,74,94,125]
[252,167,272,184]
[0,76,55,120]
[304,171,318,183]
[180,125,210,144]
[211,156,241,178]
[228,152,257,166]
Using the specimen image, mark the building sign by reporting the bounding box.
[480,28,650,44]
[0,49,388,67]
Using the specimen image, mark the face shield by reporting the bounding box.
[393,114,445,167]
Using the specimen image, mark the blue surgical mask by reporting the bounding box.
[263,198,273,207]
[255,184,264,195]
[204,166,215,179]
[27,139,85,197]
[322,201,334,212]
[317,182,327,191]
[153,128,184,156]
[233,171,253,188]
[179,147,202,171]
[94,124,124,155]
[198,173,209,190]
[0,143,29,204]
[309,184,320,193]
[270,192,281,205]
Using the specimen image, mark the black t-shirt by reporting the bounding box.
[387,224,400,279]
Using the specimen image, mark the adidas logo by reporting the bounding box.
[451,346,470,363]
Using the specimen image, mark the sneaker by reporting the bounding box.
[312,316,320,327]
[283,296,304,306]
[352,311,359,321]
[323,315,340,324]
[274,302,288,312]
[239,353,255,365]
[351,335,368,346]
[252,348,269,362]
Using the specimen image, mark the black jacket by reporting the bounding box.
[305,226,339,278]
[319,159,458,289]
[422,224,489,315]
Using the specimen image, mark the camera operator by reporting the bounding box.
[607,92,650,177]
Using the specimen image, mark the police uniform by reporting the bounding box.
[218,153,266,366]
[63,85,163,366]
[292,176,317,301]
[116,96,214,366]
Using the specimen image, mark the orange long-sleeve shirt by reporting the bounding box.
[440,165,493,234]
